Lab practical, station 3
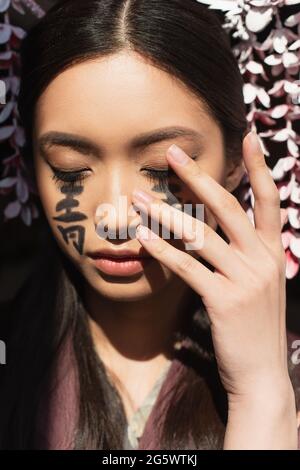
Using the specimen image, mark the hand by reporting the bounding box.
[131,131,298,448]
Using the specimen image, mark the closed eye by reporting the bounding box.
[50,166,91,190]
[141,168,175,191]
[141,155,197,189]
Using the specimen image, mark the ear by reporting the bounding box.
[223,158,247,194]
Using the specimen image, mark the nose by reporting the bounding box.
[93,168,144,241]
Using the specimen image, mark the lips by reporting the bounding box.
[88,248,152,260]
[87,248,154,276]
[88,248,154,277]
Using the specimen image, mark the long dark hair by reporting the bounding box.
[0,0,249,449]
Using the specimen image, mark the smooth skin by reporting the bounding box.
[132,135,298,449]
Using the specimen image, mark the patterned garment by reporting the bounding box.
[123,361,173,450]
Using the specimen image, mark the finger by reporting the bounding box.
[165,143,259,255]
[135,223,217,298]
[243,131,282,246]
[132,190,247,282]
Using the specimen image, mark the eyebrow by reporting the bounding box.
[37,126,205,159]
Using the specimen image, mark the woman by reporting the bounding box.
[0,0,298,450]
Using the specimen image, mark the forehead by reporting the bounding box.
[34,51,220,146]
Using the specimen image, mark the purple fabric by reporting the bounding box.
[35,332,300,450]
[34,334,187,450]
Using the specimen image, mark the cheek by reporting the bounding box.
[35,167,92,257]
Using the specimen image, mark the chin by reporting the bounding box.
[81,263,173,302]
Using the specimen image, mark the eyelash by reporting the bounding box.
[51,155,197,190]
[51,168,90,191]
[142,169,173,191]
[51,168,171,192]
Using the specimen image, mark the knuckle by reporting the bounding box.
[221,193,239,213]
[175,253,196,274]
[154,240,168,256]
[255,254,281,287]
[189,164,203,180]
[269,187,281,207]
[259,185,281,207]
[241,251,281,293]
[254,157,268,171]
[184,221,219,253]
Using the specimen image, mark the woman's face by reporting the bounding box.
[33,51,242,301]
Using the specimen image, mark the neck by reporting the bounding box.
[83,277,194,364]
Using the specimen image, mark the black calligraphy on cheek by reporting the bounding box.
[53,184,87,255]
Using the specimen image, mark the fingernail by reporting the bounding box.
[249,131,264,154]
[132,189,154,204]
[167,144,189,165]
